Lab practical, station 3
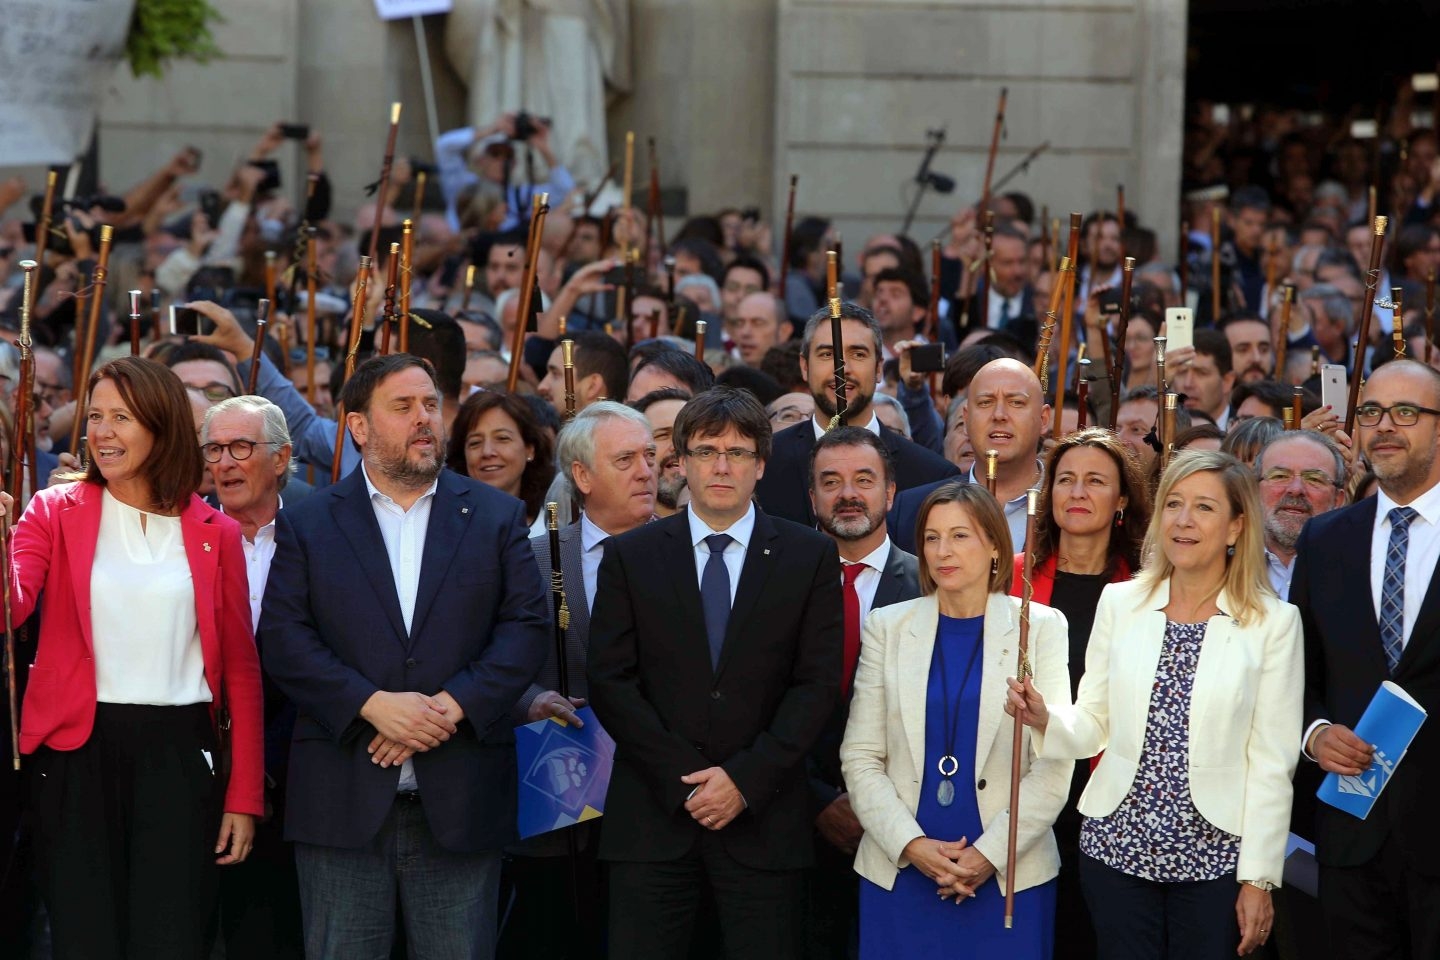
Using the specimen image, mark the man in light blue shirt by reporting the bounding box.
[437,113,576,233]
[1255,430,1346,600]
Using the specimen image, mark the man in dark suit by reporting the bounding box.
[755,302,958,527]
[890,357,1050,554]
[588,387,843,958]
[261,354,548,959]
[804,427,920,958]
[501,401,658,957]
[946,221,1039,349]
[1291,359,1440,959]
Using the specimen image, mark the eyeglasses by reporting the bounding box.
[201,439,280,462]
[1259,468,1341,491]
[196,381,238,403]
[1354,402,1440,427]
[685,446,759,463]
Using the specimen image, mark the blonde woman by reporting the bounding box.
[1007,450,1303,958]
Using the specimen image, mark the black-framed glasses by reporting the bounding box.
[1354,402,1440,427]
[201,439,280,462]
[685,446,759,463]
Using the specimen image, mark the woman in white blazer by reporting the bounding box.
[1007,450,1304,959]
[842,482,1071,958]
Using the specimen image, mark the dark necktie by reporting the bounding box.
[701,534,734,669]
[1381,507,1418,674]
[842,563,866,695]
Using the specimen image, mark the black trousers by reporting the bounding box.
[216,804,304,960]
[1080,854,1240,960]
[497,841,604,959]
[1320,833,1440,960]
[804,833,858,960]
[29,702,220,960]
[607,831,805,960]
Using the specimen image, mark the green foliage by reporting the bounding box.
[125,0,225,80]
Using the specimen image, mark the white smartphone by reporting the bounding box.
[1321,364,1348,421]
[1164,308,1194,352]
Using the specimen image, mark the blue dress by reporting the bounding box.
[859,614,1057,958]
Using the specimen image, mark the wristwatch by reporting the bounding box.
[1241,880,1276,893]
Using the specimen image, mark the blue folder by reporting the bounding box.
[1317,681,1427,820]
[515,706,616,839]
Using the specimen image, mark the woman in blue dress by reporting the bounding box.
[842,481,1072,958]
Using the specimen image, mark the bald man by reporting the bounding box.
[886,358,1051,552]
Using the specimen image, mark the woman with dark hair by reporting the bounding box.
[4,356,263,959]
[445,389,554,524]
[843,481,1069,957]
[1010,426,1150,959]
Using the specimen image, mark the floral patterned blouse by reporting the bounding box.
[1079,619,1241,882]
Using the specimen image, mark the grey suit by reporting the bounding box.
[518,520,590,721]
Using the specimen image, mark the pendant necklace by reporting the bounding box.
[933,620,983,808]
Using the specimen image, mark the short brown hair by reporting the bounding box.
[673,387,772,462]
[914,481,1014,595]
[75,357,204,513]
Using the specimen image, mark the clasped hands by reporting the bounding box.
[682,766,745,831]
[903,836,996,903]
[361,690,466,768]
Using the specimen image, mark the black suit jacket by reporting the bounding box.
[939,285,1040,351]
[888,473,973,555]
[807,543,921,815]
[587,507,842,870]
[1291,497,1440,874]
[755,420,960,528]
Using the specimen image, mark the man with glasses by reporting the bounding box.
[588,387,842,958]
[1254,430,1347,600]
[1290,359,1440,958]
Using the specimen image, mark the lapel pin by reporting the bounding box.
[763,548,770,556]
[461,507,470,514]
[203,542,211,552]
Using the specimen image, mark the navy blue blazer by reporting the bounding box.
[887,474,974,555]
[260,467,549,853]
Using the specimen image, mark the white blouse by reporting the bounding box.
[91,489,211,705]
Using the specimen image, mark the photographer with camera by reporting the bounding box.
[436,111,576,234]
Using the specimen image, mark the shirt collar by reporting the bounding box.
[361,463,439,506]
[1264,548,1293,573]
[688,501,756,552]
[965,459,1045,503]
[812,410,880,440]
[580,512,610,553]
[219,495,283,541]
[849,535,892,572]
[1376,478,1440,527]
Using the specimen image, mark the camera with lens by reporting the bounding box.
[512,111,551,142]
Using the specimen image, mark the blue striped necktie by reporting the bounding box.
[1380,506,1418,674]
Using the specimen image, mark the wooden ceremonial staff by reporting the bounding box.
[1291,386,1303,429]
[1274,285,1294,384]
[264,250,278,307]
[1076,358,1090,430]
[365,103,403,275]
[1106,256,1135,422]
[615,133,635,331]
[984,450,998,496]
[1034,256,1070,392]
[70,225,113,458]
[9,261,38,505]
[507,194,551,393]
[1392,287,1406,359]
[779,174,798,296]
[1161,393,1178,471]
[561,338,577,421]
[412,170,427,226]
[979,212,994,330]
[1155,335,1168,394]
[1210,207,1222,321]
[461,264,477,314]
[247,298,271,394]
[399,219,414,353]
[826,251,848,429]
[695,319,707,360]
[1264,235,1279,318]
[2,501,14,770]
[127,289,142,357]
[32,171,58,271]
[379,242,400,355]
[1345,216,1388,438]
[332,255,373,483]
[980,87,1008,217]
[544,500,584,923]
[1004,487,1039,927]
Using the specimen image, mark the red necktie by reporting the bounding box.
[842,562,865,695]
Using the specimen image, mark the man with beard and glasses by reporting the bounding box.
[261,354,548,959]
[804,427,919,958]
[633,388,691,517]
[755,302,957,527]
[1290,359,1440,959]
[1255,430,1347,600]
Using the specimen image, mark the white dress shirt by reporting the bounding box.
[687,502,756,606]
[1369,481,1440,650]
[965,462,1041,551]
[362,465,439,793]
[1264,548,1294,602]
[986,286,1028,329]
[812,410,881,440]
[845,536,892,624]
[225,496,283,633]
[91,490,210,706]
[579,512,610,613]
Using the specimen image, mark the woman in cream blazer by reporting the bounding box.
[841,483,1070,958]
[1009,451,1304,959]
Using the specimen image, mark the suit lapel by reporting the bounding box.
[178,498,221,664]
[409,475,470,641]
[716,509,780,677]
[1335,500,1390,675]
[974,593,1017,773]
[330,475,409,647]
[663,514,708,656]
[59,487,103,654]
[873,545,905,609]
[899,596,938,775]
[560,522,589,640]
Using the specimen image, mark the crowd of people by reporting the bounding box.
[0,92,1438,960]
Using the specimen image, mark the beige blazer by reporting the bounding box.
[841,592,1070,893]
[1033,577,1303,886]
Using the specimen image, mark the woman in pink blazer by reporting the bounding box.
[8,357,262,960]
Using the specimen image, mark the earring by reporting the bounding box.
[1226,544,1235,558]
[1114,509,1125,528]
[990,555,999,575]
[526,456,534,462]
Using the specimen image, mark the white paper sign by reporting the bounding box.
[374,0,454,20]
[0,0,135,167]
